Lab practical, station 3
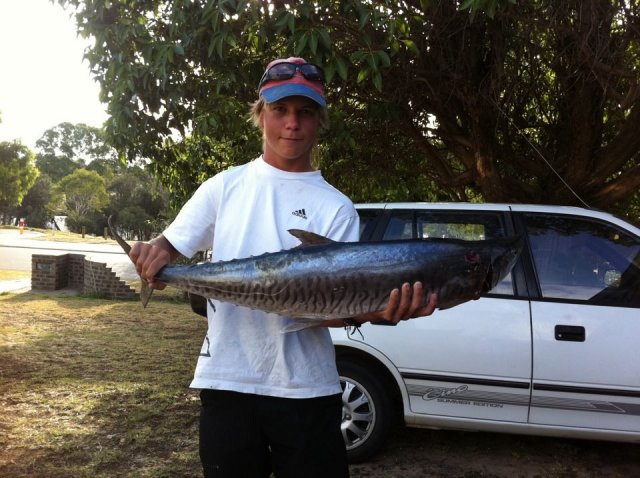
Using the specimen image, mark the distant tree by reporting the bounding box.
[55,169,109,233]
[35,154,81,183]
[35,122,119,182]
[116,205,153,240]
[108,166,171,239]
[36,122,116,165]
[0,141,38,224]
[17,175,56,228]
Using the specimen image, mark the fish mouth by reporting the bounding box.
[485,236,525,290]
[482,264,495,293]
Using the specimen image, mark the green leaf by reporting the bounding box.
[287,13,295,33]
[357,68,369,83]
[366,53,377,70]
[377,50,391,67]
[350,50,367,64]
[275,11,291,28]
[207,37,217,58]
[319,29,331,49]
[295,32,308,56]
[372,71,382,91]
[324,63,336,83]
[309,31,318,55]
[401,39,419,55]
[216,35,224,58]
[359,11,370,29]
[336,56,348,80]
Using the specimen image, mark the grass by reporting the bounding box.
[0,290,207,477]
[0,270,30,280]
[1,225,118,245]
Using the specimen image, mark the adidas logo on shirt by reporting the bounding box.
[292,209,308,220]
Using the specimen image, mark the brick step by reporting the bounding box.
[32,254,139,300]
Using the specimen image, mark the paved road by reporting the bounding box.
[0,229,138,290]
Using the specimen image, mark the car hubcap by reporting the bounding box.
[340,377,375,450]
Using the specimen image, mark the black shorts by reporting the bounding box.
[199,389,349,478]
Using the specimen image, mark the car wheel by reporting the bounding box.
[338,359,394,463]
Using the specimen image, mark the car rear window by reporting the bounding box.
[383,211,506,241]
[382,210,514,295]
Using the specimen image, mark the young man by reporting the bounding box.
[129,57,437,478]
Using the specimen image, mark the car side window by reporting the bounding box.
[382,211,414,240]
[383,210,515,295]
[358,209,383,240]
[524,213,640,306]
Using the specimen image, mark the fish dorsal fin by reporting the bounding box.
[288,229,335,246]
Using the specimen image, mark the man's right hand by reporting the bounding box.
[128,235,178,290]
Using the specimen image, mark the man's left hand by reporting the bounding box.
[355,282,437,325]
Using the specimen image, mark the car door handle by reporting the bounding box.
[554,325,585,342]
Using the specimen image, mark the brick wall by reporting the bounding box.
[32,254,138,300]
[83,259,138,300]
[68,254,85,289]
[32,254,68,290]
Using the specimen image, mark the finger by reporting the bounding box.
[130,243,152,276]
[383,287,401,321]
[391,283,413,323]
[407,282,424,317]
[148,280,167,290]
[128,242,140,262]
[414,292,438,317]
[141,253,168,283]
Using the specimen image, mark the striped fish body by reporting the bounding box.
[154,231,522,320]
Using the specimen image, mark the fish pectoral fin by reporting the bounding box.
[288,229,335,246]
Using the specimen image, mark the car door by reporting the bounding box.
[522,211,640,432]
[352,206,533,423]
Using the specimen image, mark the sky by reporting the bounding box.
[0,0,108,150]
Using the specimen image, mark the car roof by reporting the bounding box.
[355,202,640,236]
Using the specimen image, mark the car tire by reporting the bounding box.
[337,358,394,463]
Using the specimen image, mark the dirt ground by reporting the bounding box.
[348,426,639,477]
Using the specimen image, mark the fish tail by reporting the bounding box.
[108,214,153,308]
[107,215,131,255]
[140,280,153,308]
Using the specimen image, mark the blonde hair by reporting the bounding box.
[249,97,329,131]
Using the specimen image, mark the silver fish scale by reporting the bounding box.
[155,237,521,320]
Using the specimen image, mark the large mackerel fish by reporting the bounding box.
[110,219,523,321]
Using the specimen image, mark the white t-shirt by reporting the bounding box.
[164,156,360,398]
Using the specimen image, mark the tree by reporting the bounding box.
[0,141,38,223]
[59,0,640,217]
[35,154,81,184]
[36,122,117,165]
[55,169,109,233]
[35,122,120,182]
[108,166,171,239]
[17,175,56,228]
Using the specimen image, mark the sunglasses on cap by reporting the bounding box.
[258,62,325,90]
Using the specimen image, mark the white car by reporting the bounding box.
[332,203,640,462]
